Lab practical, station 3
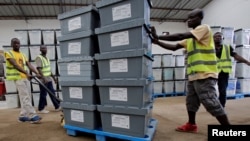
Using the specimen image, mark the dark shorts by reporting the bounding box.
[186,77,226,117]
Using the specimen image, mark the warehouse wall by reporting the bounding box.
[203,0,250,29]
[0,20,60,50]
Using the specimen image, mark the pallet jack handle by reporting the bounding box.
[32,76,63,102]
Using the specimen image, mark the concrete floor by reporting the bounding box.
[0,96,250,141]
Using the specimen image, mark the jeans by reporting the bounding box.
[38,81,60,111]
[218,72,229,107]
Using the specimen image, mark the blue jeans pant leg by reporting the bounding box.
[38,83,48,111]
[46,81,60,109]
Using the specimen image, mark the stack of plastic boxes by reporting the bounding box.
[234,29,250,96]
[152,54,163,95]
[174,55,186,95]
[94,0,153,138]
[57,5,101,130]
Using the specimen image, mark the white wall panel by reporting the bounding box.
[203,0,250,29]
[0,20,59,50]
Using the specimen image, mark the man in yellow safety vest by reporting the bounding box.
[4,38,42,123]
[150,8,230,133]
[214,32,250,107]
[35,45,61,113]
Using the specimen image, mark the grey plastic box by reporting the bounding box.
[14,29,29,45]
[28,29,42,45]
[95,0,152,27]
[57,56,98,81]
[58,5,100,35]
[96,79,153,108]
[60,80,99,104]
[95,18,152,53]
[42,29,55,45]
[95,49,153,79]
[61,102,100,129]
[97,104,152,137]
[58,30,99,58]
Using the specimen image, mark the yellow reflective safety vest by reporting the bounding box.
[36,55,51,76]
[186,33,218,75]
[5,50,27,80]
[217,45,232,73]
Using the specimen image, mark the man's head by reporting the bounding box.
[213,32,224,45]
[40,45,47,55]
[11,38,20,52]
[187,8,203,28]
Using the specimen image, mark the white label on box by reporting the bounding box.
[68,42,81,54]
[112,4,131,21]
[110,59,128,72]
[67,63,80,75]
[71,110,84,122]
[109,88,128,101]
[68,16,81,31]
[110,31,129,47]
[69,87,83,99]
[111,114,130,129]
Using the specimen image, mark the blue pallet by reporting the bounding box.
[153,93,174,98]
[174,92,186,96]
[64,118,158,141]
[153,92,185,98]
[237,93,250,97]
[227,94,244,99]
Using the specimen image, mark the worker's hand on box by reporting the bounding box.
[152,38,159,45]
[150,26,159,40]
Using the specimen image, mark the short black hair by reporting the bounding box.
[10,38,19,46]
[214,32,223,36]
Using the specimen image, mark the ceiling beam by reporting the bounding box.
[0,3,193,11]
[11,0,28,22]
[0,15,57,19]
[152,7,192,11]
[0,15,186,22]
[0,3,88,6]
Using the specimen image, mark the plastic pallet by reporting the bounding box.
[174,92,186,96]
[153,92,186,98]
[153,93,175,98]
[64,119,158,141]
[237,93,250,97]
[244,94,250,97]
[227,94,244,100]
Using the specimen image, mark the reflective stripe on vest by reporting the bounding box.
[217,45,232,73]
[37,55,51,76]
[186,32,218,75]
[5,50,27,80]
